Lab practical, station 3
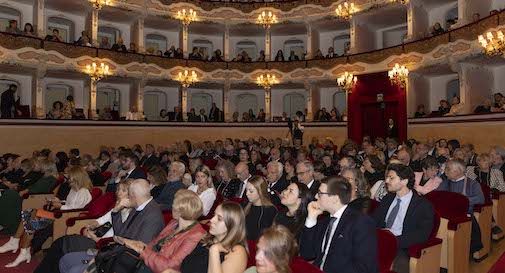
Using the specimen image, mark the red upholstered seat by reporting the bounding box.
[100,171,112,181]
[162,210,173,225]
[408,212,442,258]
[376,229,397,273]
[425,191,470,230]
[203,159,218,170]
[290,257,323,273]
[247,240,258,267]
[488,251,505,273]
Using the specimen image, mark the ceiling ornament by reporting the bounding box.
[88,0,109,10]
[336,72,357,93]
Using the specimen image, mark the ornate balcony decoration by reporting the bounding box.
[256,73,279,90]
[335,2,357,20]
[337,72,357,93]
[388,63,409,88]
[391,0,409,4]
[176,9,197,26]
[257,11,278,29]
[88,0,109,10]
[85,62,111,82]
[175,69,199,87]
[478,30,505,56]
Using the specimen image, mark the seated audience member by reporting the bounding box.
[490,146,505,174]
[174,48,184,58]
[140,144,159,169]
[414,104,426,118]
[438,99,450,115]
[62,95,76,119]
[342,168,372,213]
[265,161,289,206]
[45,28,63,42]
[274,50,285,61]
[431,22,445,35]
[473,12,480,22]
[164,46,175,57]
[5,20,21,34]
[257,50,266,62]
[296,160,319,198]
[111,151,146,189]
[114,190,206,273]
[314,49,324,59]
[215,160,241,199]
[47,101,64,119]
[189,165,217,216]
[156,161,186,210]
[300,176,378,273]
[466,153,505,192]
[241,50,252,62]
[288,50,299,61]
[373,164,434,273]
[437,159,485,254]
[98,151,111,172]
[284,158,298,184]
[189,47,202,60]
[100,37,110,49]
[34,179,133,273]
[362,154,386,187]
[82,154,104,186]
[198,108,208,122]
[74,31,91,46]
[0,166,92,267]
[493,93,504,108]
[179,202,248,273]
[445,96,464,116]
[129,42,137,53]
[210,49,224,61]
[414,156,442,195]
[474,99,493,113]
[244,225,298,273]
[159,109,169,121]
[235,162,252,199]
[326,47,337,58]
[126,105,144,120]
[23,23,35,36]
[244,176,277,240]
[147,165,167,199]
[274,182,311,237]
[111,37,127,52]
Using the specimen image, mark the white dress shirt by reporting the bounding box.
[239,175,252,197]
[385,190,413,236]
[136,197,153,211]
[61,188,92,210]
[188,185,217,216]
[307,179,315,190]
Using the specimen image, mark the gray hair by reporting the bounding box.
[130,179,151,199]
[492,146,505,160]
[267,161,284,174]
[171,161,186,174]
[446,159,466,174]
[297,160,314,172]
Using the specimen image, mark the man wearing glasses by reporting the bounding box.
[296,161,318,198]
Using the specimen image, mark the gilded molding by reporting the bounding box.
[330,65,366,76]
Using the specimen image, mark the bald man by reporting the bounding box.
[235,162,252,199]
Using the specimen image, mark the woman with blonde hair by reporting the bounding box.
[0,166,92,267]
[244,176,277,240]
[188,165,217,216]
[244,225,298,273]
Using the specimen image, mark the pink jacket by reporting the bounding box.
[414,172,443,195]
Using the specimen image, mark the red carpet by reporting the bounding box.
[0,235,40,273]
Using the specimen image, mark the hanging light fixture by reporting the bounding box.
[85,62,111,82]
[257,11,278,29]
[175,69,198,88]
[335,2,357,20]
[388,63,409,88]
[256,73,279,90]
[336,72,357,93]
[176,9,197,26]
[478,30,505,56]
[88,0,109,10]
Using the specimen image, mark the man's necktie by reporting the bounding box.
[386,198,401,229]
[323,217,338,251]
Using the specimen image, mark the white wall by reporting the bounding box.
[408,74,430,116]
[465,0,493,22]
[98,19,131,45]
[492,0,505,10]
[43,78,85,113]
[45,8,85,42]
[229,36,264,59]
[354,24,375,52]
[427,2,458,31]
[144,86,179,111]
[411,4,430,39]
[230,89,265,114]
[379,24,407,48]
[188,88,223,112]
[271,34,306,58]
[0,73,32,106]
[270,88,306,117]
[426,74,459,112]
[0,1,33,27]
[462,64,494,111]
[493,65,505,94]
[144,28,179,51]
[96,82,130,116]
[318,29,349,55]
[319,87,347,113]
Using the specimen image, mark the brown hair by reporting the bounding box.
[208,202,247,251]
[260,225,298,273]
[173,189,203,221]
[147,165,167,186]
[67,166,93,190]
[244,176,274,215]
[321,176,352,204]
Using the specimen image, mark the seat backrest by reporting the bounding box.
[84,187,104,210]
[247,240,258,267]
[86,192,117,218]
[290,257,324,273]
[479,183,493,204]
[162,210,173,225]
[425,191,469,219]
[376,229,398,273]
[430,212,441,239]
[100,171,112,181]
[368,199,380,215]
[488,251,505,273]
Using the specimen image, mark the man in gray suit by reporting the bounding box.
[156,161,186,210]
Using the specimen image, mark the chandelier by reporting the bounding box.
[176,9,197,26]
[256,73,279,90]
[257,11,278,29]
[337,72,357,93]
[85,62,111,82]
[388,63,409,88]
[88,0,108,10]
[335,2,357,20]
[478,31,505,56]
[175,69,198,88]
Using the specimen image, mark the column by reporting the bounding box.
[33,0,45,38]
[87,8,99,47]
[223,24,230,61]
[265,28,271,61]
[456,0,468,27]
[32,67,46,119]
[265,88,271,121]
[132,18,145,53]
[133,77,146,113]
[349,17,357,54]
[406,1,414,41]
[88,79,98,120]
[223,80,231,121]
[306,23,313,59]
[180,24,189,58]
[304,81,313,122]
[180,86,188,121]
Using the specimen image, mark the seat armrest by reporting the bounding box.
[66,214,97,227]
[408,238,443,258]
[96,237,114,249]
[447,215,471,231]
[53,208,88,219]
[474,202,493,213]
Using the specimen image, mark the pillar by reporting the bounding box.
[86,8,99,47]
[265,88,271,121]
[180,24,189,58]
[132,18,145,53]
[132,78,146,113]
[32,67,46,119]
[306,23,313,59]
[180,86,188,121]
[33,0,45,38]
[89,79,98,120]
[406,1,414,41]
[223,80,231,121]
[304,81,320,122]
[265,28,271,61]
[349,17,357,54]
[223,24,230,61]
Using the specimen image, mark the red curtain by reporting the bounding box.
[348,71,407,143]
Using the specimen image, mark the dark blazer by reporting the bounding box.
[373,191,434,250]
[209,107,220,121]
[140,154,159,169]
[308,180,321,200]
[127,167,147,180]
[115,199,164,243]
[300,207,378,273]
[155,180,185,210]
[268,176,290,206]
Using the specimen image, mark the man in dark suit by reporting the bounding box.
[235,162,252,199]
[266,161,289,206]
[197,108,208,122]
[108,151,146,192]
[1,84,18,118]
[297,160,320,199]
[300,176,378,273]
[156,161,186,210]
[140,144,159,169]
[208,103,220,122]
[373,164,434,273]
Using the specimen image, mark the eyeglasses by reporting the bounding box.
[296,170,309,176]
[316,191,331,196]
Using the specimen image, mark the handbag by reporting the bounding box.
[93,222,112,238]
[92,244,144,273]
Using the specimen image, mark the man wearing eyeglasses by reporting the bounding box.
[296,161,319,198]
[300,176,378,273]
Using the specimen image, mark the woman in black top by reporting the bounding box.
[284,158,299,184]
[342,168,372,214]
[274,182,310,237]
[243,176,277,240]
[215,160,241,199]
[362,155,386,187]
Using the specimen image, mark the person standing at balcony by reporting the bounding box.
[61,95,75,119]
[288,51,299,61]
[274,50,285,61]
[209,103,220,122]
[5,20,21,34]
[1,84,19,119]
[198,109,208,122]
[326,47,337,58]
[257,50,266,62]
[111,37,127,52]
[45,29,63,42]
[23,23,35,37]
